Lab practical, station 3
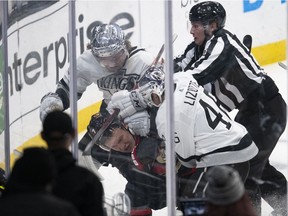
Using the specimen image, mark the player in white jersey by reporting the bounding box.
[39,23,160,216]
[155,72,258,169]
[39,23,152,122]
[107,66,258,196]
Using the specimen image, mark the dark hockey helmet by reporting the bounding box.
[87,112,123,151]
[138,66,165,107]
[189,1,226,28]
[90,23,126,58]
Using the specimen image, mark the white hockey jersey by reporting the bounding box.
[156,72,258,168]
[61,48,154,105]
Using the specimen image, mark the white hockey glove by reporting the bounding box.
[124,110,150,137]
[40,92,64,122]
[107,89,147,119]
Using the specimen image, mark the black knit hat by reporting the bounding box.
[42,111,74,140]
[205,166,245,205]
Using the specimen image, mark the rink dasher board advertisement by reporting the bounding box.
[0,0,286,163]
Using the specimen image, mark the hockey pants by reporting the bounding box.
[235,93,287,216]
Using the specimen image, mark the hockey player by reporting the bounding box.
[39,23,160,216]
[84,110,198,216]
[107,66,258,196]
[39,23,151,137]
[173,1,287,215]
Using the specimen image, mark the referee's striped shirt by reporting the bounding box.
[175,28,265,111]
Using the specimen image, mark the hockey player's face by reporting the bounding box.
[102,127,135,152]
[97,49,128,72]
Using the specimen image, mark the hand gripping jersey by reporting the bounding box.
[156,72,258,168]
[57,47,154,109]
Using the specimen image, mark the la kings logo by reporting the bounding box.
[97,69,140,94]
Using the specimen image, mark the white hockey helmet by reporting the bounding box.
[90,23,126,58]
[138,66,165,107]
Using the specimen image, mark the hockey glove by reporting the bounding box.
[107,89,147,119]
[124,110,150,137]
[39,92,64,121]
[174,61,183,73]
[131,137,166,175]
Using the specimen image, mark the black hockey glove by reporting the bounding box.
[131,137,166,175]
[174,60,183,73]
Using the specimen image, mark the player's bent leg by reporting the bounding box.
[258,94,287,215]
[235,93,287,216]
[245,178,262,216]
[260,161,287,216]
[230,161,250,182]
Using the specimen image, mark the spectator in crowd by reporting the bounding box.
[205,165,256,216]
[41,111,105,216]
[173,1,287,215]
[0,147,80,216]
